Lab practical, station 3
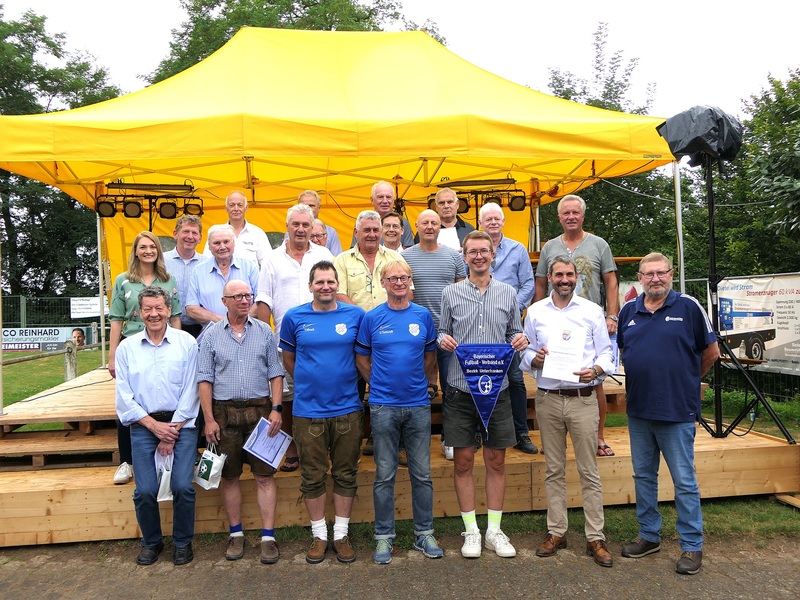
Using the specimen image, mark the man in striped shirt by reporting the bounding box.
[438,231,529,559]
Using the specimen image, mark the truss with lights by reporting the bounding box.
[95,181,203,229]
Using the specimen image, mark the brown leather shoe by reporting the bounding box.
[586,540,613,567]
[306,537,328,564]
[333,535,356,563]
[225,535,245,560]
[536,533,567,557]
[260,539,280,564]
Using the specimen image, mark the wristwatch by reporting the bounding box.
[606,315,618,322]
[271,405,283,413]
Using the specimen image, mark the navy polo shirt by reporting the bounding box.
[618,289,716,422]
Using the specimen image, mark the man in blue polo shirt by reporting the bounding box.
[280,261,365,564]
[617,252,719,575]
[355,259,443,564]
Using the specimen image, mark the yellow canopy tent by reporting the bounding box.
[0,27,674,276]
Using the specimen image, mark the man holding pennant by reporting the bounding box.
[438,231,529,559]
[521,256,615,567]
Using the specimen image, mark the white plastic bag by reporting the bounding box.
[155,452,173,502]
[194,443,227,490]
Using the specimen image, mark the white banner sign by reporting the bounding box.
[716,273,800,375]
[69,296,108,319]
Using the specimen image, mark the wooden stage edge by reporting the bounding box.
[1,425,799,547]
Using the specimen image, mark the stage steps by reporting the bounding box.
[0,429,119,470]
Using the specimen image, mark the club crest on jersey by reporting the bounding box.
[335,323,347,335]
[409,323,420,336]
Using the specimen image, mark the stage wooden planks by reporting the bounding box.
[1,426,798,547]
[0,369,798,547]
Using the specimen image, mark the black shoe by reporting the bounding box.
[173,543,194,566]
[136,541,164,565]
[514,434,539,454]
[676,550,702,575]
[621,537,661,558]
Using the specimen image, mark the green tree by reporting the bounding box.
[548,22,655,115]
[149,0,436,83]
[0,8,120,296]
[745,69,800,238]
[545,22,676,278]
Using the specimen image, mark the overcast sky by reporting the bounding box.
[3,0,798,120]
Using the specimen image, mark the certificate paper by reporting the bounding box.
[244,417,292,468]
[541,325,587,383]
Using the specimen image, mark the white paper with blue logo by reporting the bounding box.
[243,417,292,468]
[541,325,587,384]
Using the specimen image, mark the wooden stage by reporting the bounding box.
[1,369,798,547]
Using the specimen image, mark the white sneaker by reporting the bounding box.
[441,439,454,461]
[113,462,132,484]
[461,531,482,558]
[485,529,517,558]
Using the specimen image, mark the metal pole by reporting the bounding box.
[96,214,107,367]
[673,162,686,293]
[0,238,4,416]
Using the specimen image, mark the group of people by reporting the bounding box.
[113,185,718,576]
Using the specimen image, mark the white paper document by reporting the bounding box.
[541,325,587,383]
[243,417,292,468]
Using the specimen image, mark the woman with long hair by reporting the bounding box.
[108,231,182,484]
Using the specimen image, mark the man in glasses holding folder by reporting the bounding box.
[198,279,285,565]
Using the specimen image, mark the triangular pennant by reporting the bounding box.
[454,344,515,436]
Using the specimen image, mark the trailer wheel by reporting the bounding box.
[746,337,765,360]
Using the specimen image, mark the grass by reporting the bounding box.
[2,350,103,406]
[2,349,104,431]
[187,496,800,552]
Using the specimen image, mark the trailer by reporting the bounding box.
[719,297,776,359]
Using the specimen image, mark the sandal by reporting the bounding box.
[597,444,615,457]
[280,456,300,472]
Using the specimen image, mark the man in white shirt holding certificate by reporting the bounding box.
[520,255,615,568]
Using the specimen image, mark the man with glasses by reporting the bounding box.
[617,253,719,575]
[335,209,410,454]
[381,211,406,251]
[198,279,285,565]
[298,190,343,256]
[402,209,467,460]
[534,194,619,457]
[438,231,529,559]
[356,260,443,564]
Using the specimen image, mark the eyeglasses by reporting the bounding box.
[465,248,492,257]
[310,232,327,241]
[638,269,673,280]
[383,275,411,284]
[223,293,254,302]
[382,223,403,230]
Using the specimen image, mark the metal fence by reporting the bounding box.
[1,295,101,329]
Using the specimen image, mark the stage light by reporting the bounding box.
[107,181,193,193]
[484,195,502,206]
[508,193,527,212]
[96,200,116,218]
[184,200,203,216]
[158,200,178,219]
[123,200,143,218]
[427,194,437,211]
[457,195,470,214]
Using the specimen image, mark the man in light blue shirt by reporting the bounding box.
[478,202,538,455]
[186,224,259,329]
[115,286,200,567]
[164,215,205,338]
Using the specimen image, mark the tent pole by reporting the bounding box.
[672,162,685,293]
[0,239,4,416]
[96,214,107,368]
